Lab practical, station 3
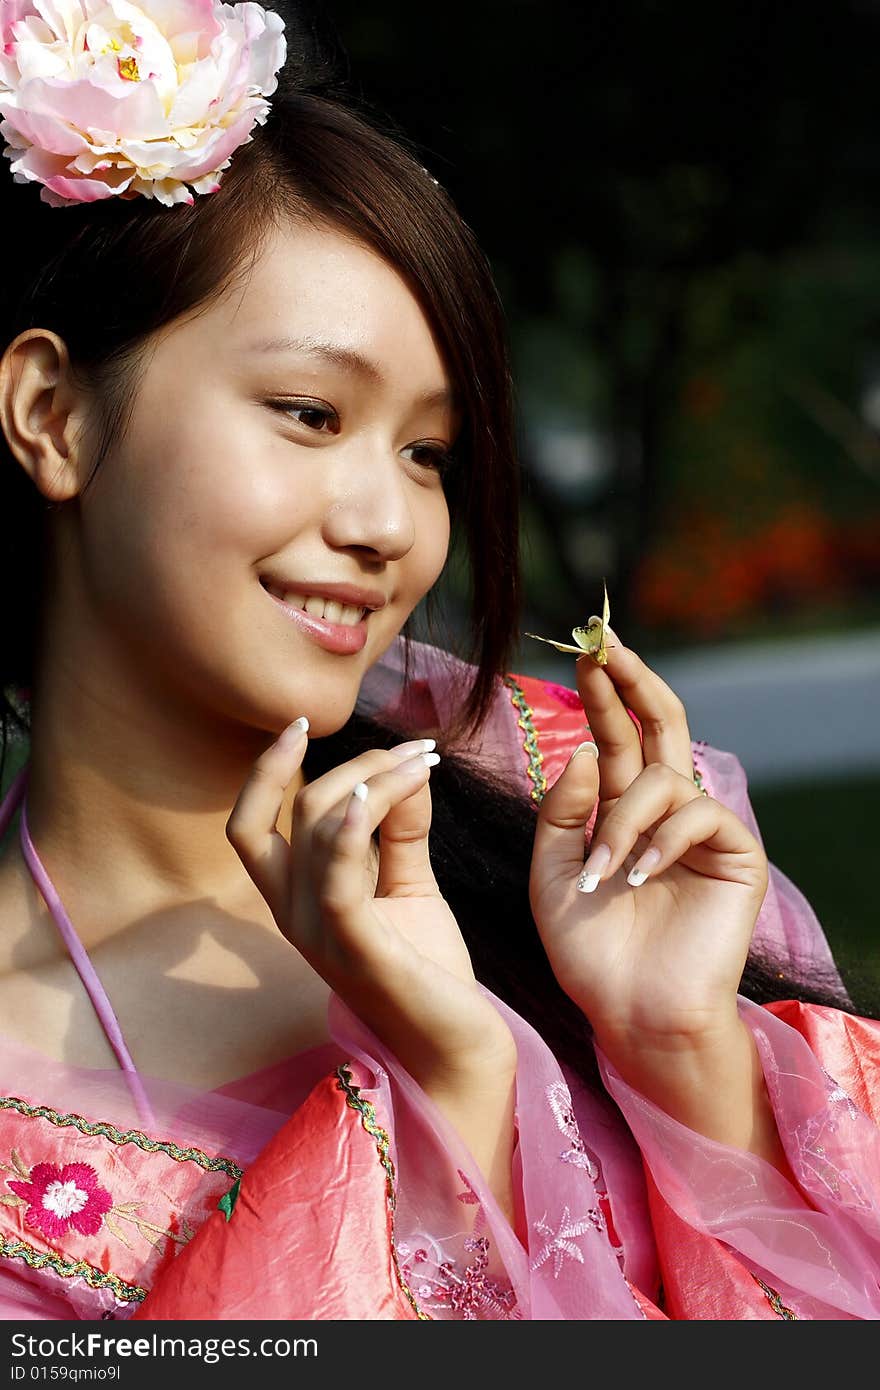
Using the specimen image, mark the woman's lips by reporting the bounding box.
[262,585,369,654]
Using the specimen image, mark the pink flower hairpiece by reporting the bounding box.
[0,0,287,207]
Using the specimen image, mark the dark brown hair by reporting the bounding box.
[0,5,520,772]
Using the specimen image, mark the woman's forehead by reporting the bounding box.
[173,222,457,402]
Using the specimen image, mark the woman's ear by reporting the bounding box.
[0,328,91,504]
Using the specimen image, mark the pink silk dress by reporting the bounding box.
[1,637,879,1321]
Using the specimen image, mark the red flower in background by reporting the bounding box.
[632,503,879,636]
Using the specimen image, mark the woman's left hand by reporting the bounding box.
[529,629,770,1068]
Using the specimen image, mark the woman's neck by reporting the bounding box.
[23,678,304,954]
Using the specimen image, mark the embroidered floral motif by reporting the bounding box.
[826,1085,859,1114]
[546,1081,599,1177]
[530,1206,593,1279]
[7,1161,112,1241]
[396,1232,519,1319]
[101,1202,197,1252]
[0,1149,198,1254]
[820,1069,861,1123]
[456,1169,480,1207]
[455,1169,488,1236]
[0,1101,232,1307]
[798,1133,870,1206]
[781,1064,873,1209]
[542,1082,625,1261]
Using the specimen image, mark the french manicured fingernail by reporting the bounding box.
[576,842,611,893]
[343,780,368,827]
[277,715,309,748]
[390,737,437,758]
[567,740,599,765]
[395,750,441,775]
[627,847,660,886]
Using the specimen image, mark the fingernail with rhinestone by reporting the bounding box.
[627,846,661,886]
[576,842,611,893]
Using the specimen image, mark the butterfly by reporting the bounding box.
[524,581,613,666]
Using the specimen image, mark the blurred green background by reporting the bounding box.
[318,0,880,1006]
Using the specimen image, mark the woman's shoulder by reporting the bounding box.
[0,835,118,1072]
[0,842,114,1067]
[0,836,56,974]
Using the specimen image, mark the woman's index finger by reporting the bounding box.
[573,650,645,801]
[592,629,695,778]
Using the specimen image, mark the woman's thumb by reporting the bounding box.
[375,776,439,896]
[531,741,601,883]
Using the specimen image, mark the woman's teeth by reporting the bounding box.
[268,586,366,626]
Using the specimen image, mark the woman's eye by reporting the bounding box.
[270,402,454,475]
[272,401,338,432]
[404,444,456,475]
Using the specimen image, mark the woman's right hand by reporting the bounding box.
[225,718,517,1095]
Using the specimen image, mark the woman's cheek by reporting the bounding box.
[417,489,451,589]
[201,460,299,550]
[434,507,452,580]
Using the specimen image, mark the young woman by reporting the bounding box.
[0,0,877,1321]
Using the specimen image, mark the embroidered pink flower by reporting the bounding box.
[397,1232,519,1320]
[0,0,287,207]
[8,1161,113,1240]
[455,1168,488,1236]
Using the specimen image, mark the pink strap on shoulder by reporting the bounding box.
[0,763,157,1128]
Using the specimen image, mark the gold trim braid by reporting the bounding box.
[0,1095,242,1178]
[752,1273,799,1319]
[0,1233,146,1304]
[502,676,547,804]
[334,1064,430,1320]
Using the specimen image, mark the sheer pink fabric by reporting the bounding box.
[598,997,880,1319]
[0,636,876,1319]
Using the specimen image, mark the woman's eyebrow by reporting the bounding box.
[245,334,457,410]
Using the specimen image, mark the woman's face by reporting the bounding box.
[70,219,457,740]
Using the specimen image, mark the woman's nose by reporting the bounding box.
[320,444,416,560]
